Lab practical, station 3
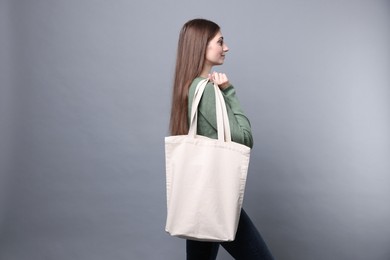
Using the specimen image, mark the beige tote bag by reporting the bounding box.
[165,79,251,242]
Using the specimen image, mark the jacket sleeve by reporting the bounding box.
[222,85,253,148]
[197,82,253,148]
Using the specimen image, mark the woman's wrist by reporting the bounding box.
[219,82,231,90]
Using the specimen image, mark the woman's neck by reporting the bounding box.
[200,65,212,78]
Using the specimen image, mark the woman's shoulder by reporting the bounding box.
[189,77,207,89]
[189,77,210,96]
[189,77,215,92]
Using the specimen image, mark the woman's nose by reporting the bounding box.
[223,44,229,52]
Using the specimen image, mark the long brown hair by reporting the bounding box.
[169,19,220,135]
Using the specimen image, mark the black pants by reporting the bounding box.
[186,209,274,260]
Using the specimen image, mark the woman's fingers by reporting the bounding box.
[212,72,230,89]
[212,72,227,83]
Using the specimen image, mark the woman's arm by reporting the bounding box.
[222,85,253,148]
[196,82,253,148]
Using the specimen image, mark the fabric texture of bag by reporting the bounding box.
[165,79,251,242]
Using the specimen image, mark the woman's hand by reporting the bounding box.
[208,72,230,90]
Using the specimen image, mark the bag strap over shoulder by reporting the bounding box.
[188,79,231,142]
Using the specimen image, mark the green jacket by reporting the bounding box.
[188,77,253,148]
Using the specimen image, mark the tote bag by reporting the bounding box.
[165,79,251,242]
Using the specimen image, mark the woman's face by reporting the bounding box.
[205,31,229,67]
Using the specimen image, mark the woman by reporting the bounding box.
[169,18,274,260]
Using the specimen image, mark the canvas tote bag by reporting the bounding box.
[165,79,251,242]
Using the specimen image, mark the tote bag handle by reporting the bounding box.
[188,79,231,142]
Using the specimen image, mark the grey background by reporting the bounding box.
[1,0,389,259]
